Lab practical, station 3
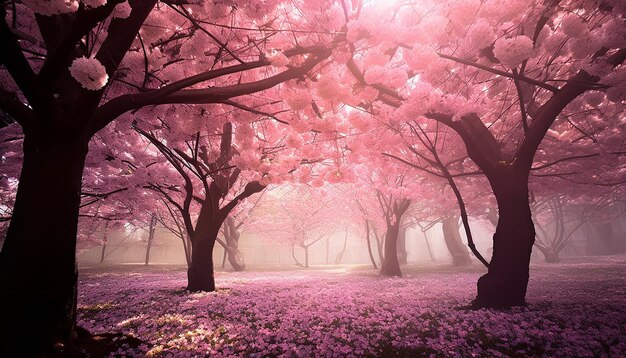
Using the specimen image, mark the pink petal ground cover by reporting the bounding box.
[77,255,625,357]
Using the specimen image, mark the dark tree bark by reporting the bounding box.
[0,136,88,355]
[476,174,535,308]
[99,222,109,264]
[442,215,472,266]
[144,214,156,266]
[380,223,402,276]
[187,228,218,291]
[0,1,330,352]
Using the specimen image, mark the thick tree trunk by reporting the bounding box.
[397,225,408,265]
[186,229,218,292]
[0,135,88,355]
[380,221,402,277]
[475,177,535,308]
[442,215,472,266]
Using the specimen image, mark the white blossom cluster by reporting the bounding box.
[493,35,534,67]
[69,56,109,91]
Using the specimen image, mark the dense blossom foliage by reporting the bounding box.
[1,0,625,354]
[77,256,626,357]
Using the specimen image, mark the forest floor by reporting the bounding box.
[77,255,626,357]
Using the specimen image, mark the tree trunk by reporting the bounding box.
[442,215,472,266]
[223,218,245,271]
[186,227,218,292]
[365,221,378,269]
[475,177,535,308]
[291,244,303,267]
[187,237,216,292]
[380,222,402,277]
[99,223,109,264]
[304,246,309,268]
[145,214,156,266]
[325,237,330,264]
[334,230,348,264]
[422,230,436,262]
[0,135,88,355]
[536,246,560,263]
[397,225,408,265]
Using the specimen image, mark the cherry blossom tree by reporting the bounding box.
[0,0,342,353]
[249,185,351,268]
[321,0,626,308]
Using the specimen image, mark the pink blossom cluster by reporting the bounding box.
[77,255,626,357]
[69,56,109,91]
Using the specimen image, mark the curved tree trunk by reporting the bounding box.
[0,136,88,355]
[475,176,535,308]
[380,222,402,277]
[223,217,245,271]
[442,215,472,266]
[291,244,304,267]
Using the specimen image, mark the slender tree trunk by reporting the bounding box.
[99,241,107,264]
[373,228,385,266]
[380,222,402,277]
[442,215,472,266]
[422,230,436,262]
[334,230,348,264]
[0,135,88,355]
[291,244,303,267]
[304,246,309,268]
[223,218,245,271]
[475,176,535,308]
[99,223,109,264]
[326,237,330,264]
[221,246,228,268]
[397,225,408,265]
[145,214,156,266]
[365,221,378,269]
